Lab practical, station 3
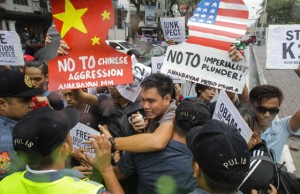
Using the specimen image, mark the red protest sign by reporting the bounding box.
[48,0,132,90]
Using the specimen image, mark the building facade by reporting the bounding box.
[0,0,52,47]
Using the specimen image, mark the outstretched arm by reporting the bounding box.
[71,89,98,106]
[91,134,125,194]
[290,109,300,132]
[99,122,174,152]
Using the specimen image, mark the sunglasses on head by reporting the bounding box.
[255,105,280,115]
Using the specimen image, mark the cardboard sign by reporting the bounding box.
[266,25,300,69]
[160,42,249,93]
[151,56,184,83]
[48,0,133,90]
[212,90,253,143]
[0,30,23,66]
[70,122,100,158]
[117,55,151,102]
[161,17,186,42]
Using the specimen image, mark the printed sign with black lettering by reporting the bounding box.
[161,17,186,42]
[0,31,23,66]
[117,55,151,102]
[160,42,249,93]
[212,90,252,143]
[266,25,300,69]
[70,122,100,158]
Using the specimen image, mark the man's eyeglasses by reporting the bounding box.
[255,106,280,115]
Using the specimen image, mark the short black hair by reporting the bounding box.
[249,85,284,106]
[25,60,48,75]
[195,83,210,97]
[141,73,173,98]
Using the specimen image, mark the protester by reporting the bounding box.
[238,108,279,193]
[113,100,211,193]
[100,73,176,153]
[24,60,64,110]
[61,89,102,178]
[72,85,144,139]
[187,119,250,194]
[0,106,124,194]
[249,85,300,162]
[0,69,43,180]
[24,60,49,95]
[61,89,100,130]
[195,83,217,104]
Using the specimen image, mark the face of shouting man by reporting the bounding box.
[140,87,171,120]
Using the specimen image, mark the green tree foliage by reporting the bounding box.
[266,0,298,24]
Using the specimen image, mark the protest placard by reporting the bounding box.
[160,42,249,93]
[212,90,253,143]
[151,56,184,83]
[161,17,186,42]
[117,55,151,102]
[266,25,300,69]
[0,30,23,66]
[160,0,249,94]
[70,122,100,158]
[48,0,133,90]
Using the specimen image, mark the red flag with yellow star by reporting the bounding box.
[48,0,133,90]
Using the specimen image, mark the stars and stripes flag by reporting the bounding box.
[187,0,249,51]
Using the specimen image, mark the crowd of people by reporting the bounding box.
[0,36,300,194]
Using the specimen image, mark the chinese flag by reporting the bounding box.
[48,0,133,90]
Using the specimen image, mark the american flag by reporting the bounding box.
[187,0,249,51]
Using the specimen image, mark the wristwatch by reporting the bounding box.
[108,137,115,151]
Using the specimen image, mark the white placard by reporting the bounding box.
[70,122,100,158]
[160,42,249,94]
[151,56,184,83]
[161,17,186,43]
[0,30,23,66]
[117,55,151,102]
[212,90,253,143]
[266,25,300,69]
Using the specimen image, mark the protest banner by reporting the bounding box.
[48,0,133,90]
[212,90,253,143]
[117,55,151,102]
[0,30,23,66]
[145,5,156,26]
[266,25,300,69]
[160,0,249,94]
[70,122,100,158]
[161,17,186,42]
[161,42,249,93]
[151,56,184,83]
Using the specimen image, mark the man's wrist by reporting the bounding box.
[108,136,116,151]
